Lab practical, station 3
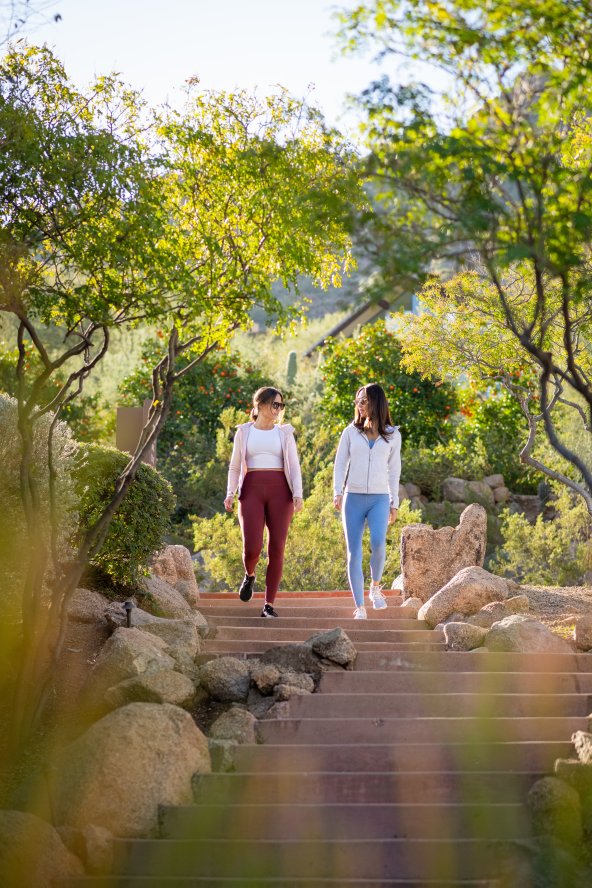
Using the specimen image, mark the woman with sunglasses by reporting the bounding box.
[333,383,401,619]
[225,387,303,617]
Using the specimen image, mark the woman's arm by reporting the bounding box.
[226,427,243,499]
[387,429,402,508]
[286,430,303,500]
[333,428,350,500]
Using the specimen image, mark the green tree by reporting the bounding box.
[0,45,362,751]
[319,320,456,445]
[338,0,592,512]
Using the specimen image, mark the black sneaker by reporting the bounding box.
[238,573,255,602]
[261,603,279,618]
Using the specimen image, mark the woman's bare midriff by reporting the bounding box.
[247,467,284,472]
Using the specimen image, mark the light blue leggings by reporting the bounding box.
[342,492,390,607]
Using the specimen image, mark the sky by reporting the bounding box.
[25,0,391,133]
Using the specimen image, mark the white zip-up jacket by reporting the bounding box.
[226,422,303,500]
[333,423,402,507]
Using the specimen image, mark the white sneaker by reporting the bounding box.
[353,606,367,619]
[369,583,387,610]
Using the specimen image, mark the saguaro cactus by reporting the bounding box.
[285,350,298,386]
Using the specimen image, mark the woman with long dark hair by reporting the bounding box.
[225,387,303,617]
[333,383,401,619]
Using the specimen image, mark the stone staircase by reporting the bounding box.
[61,590,592,887]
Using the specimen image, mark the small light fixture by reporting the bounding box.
[123,600,135,628]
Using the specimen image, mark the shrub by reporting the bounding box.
[319,320,456,447]
[0,394,78,618]
[402,388,541,498]
[73,444,175,590]
[192,464,422,592]
[491,487,592,586]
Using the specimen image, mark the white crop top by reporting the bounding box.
[246,426,284,469]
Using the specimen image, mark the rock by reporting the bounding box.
[250,662,281,695]
[246,687,276,719]
[261,701,291,721]
[277,672,315,693]
[209,706,257,745]
[449,502,467,514]
[572,731,592,765]
[52,703,210,836]
[506,593,530,612]
[409,496,424,510]
[104,670,196,709]
[151,544,200,605]
[418,566,518,629]
[466,480,494,508]
[57,824,113,875]
[405,482,422,497]
[401,504,487,603]
[308,628,356,668]
[441,477,469,502]
[398,483,410,501]
[574,615,592,651]
[527,776,582,844]
[485,615,573,653]
[400,596,422,618]
[0,810,83,888]
[130,609,200,676]
[138,576,194,619]
[493,486,511,504]
[484,474,505,489]
[443,622,487,651]
[88,627,176,700]
[208,739,236,772]
[467,594,530,629]
[260,644,322,679]
[198,657,250,702]
[274,684,313,701]
[509,494,541,524]
[67,589,110,624]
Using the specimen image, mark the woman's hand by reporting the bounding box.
[333,494,343,511]
[389,507,398,525]
[223,495,234,512]
[293,496,303,513]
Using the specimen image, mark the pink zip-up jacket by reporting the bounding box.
[226,421,303,500]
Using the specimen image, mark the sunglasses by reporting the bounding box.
[271,401,285,410]
[355,398,368,405]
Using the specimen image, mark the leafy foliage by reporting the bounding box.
[73,445,175,590]
[319,320,456,446]
[492,488,592,586]
[338,0,592,511]
[0,394,77,617]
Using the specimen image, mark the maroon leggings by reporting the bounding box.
[238,471,294,604]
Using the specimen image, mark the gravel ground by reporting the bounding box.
[521,584,592,628]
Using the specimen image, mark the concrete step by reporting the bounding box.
[199,584,403,607]
[257,715,588,745]
[285,691,592,719]
[209,626,441,643]
[199,593,403,605]
[319,670,592,695]
[202,640,447,654]
[192,770,539,805]
[59,877,497,887]
[161,799,531,841]
[353,650,592,672]
[114,837,501,880]
[228,741,571,774]
[204,614,428,629]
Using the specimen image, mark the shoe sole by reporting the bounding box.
[239,583,254,602]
